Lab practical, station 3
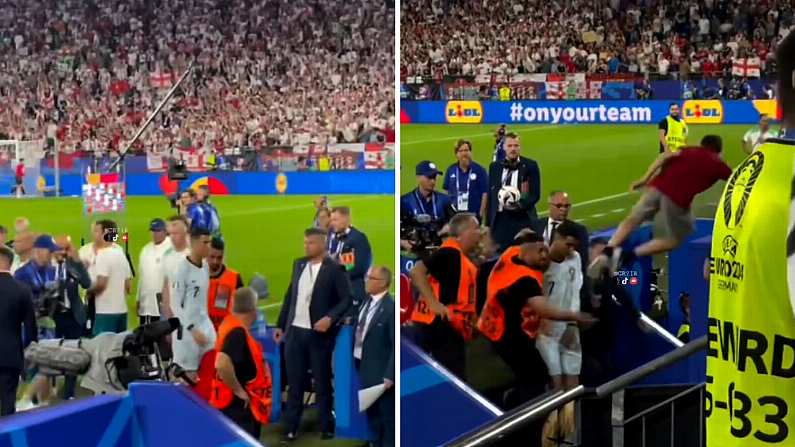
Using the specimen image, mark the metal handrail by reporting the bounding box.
[446,336,707,447]
[621,382,705,425]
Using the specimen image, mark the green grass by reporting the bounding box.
[3,194,393,446]
[0,194,395,329]
[401,124,750,231]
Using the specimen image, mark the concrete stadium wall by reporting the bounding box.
[400,99,778,125]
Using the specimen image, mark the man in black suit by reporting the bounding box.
[274,228,353,442]
[53,235,91,400]
[328,206,373,309]
[486,133,541,251]
[0,245,37,416]
[353,266,395,447]
[536,191,589,273]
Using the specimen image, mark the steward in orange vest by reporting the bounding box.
[207,237,244,330]
[211,287,272,439]
[409,213,481,379]
[477,232,594,409]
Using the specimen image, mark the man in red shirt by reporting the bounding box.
[14,159,25,197]
[601,135,732,268]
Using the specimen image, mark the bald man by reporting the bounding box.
[52,235,91,399]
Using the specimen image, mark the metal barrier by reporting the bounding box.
[447,336,708,447]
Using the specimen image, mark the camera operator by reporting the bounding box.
[409,213,481,379]
[400,161,455,256]
[52,235,91,400]
[13,234,59,408]
[0,245,37,416]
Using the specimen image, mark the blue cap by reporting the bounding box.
[149,218,166,232]
[415,160,442,178]
[33,234,58,252]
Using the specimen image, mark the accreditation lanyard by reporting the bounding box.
[455,166,472,195]
[412,189,438,220]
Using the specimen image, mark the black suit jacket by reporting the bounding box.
[59,257,91,327]
[277,256,353,337]
[486,156,541,226]
[0,272,37,370]
[353,294,395,388]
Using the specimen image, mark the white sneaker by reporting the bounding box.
[15,399,37,412]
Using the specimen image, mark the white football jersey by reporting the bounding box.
[542,252,583,338]
[171,255,216,370]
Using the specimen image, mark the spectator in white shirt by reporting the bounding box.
[160,215,191,320]
[84,220,132,335]
[136,218,173,326]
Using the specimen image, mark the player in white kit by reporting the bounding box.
[537,221,585,445]
[171,227,216,376]
[537,220,583,389]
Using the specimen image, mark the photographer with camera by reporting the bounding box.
[0,245,37,416]
[51,235,91,400]
[408,213,481,379]
[13,234,60,409]
[400,161,455,256]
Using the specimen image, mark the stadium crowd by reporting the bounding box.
[0,0,394,155]
[0,191,394,445]
[401,0,793,78]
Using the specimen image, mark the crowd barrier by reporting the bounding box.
[400,99,778,125]
[30,170,395,197]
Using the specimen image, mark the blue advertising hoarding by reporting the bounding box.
[401,99,778,125]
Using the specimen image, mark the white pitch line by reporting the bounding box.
[538,192,632,217]
[610,208,625,213]
[590,213,607,218]
[262,303,282,309]
[223,195,373,217]
[402,125,556,145]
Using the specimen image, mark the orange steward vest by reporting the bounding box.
[478,246,544,342]
[209,315,272,425]
[410,238,478,341]
[208,267,239,330]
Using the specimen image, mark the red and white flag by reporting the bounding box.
[545,81,566,99]
[150,71,173,89]
[732,58,761,77]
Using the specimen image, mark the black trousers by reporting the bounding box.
[284,327,335,434]
[0,367,21,416]
[366,388,395,447]
[417,320,467,380]
[54,311,83,400]
[222,398,261,440]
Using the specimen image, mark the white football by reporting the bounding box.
[498,186,521,211]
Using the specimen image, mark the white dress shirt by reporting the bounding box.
[292,261,322,329]
[354,291,387,360]
[543,219,562,245]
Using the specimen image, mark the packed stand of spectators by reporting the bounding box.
[401,0,794,78]
[0,0,394,157]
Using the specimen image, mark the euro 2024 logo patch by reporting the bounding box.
[722,235,738,258]
[723,152,764,229]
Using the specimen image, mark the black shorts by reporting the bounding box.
[15,176,22,185]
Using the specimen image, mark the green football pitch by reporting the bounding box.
[0,194,395,330]
[401,123,751,231]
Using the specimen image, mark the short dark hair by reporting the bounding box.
[95,219,117,232]
[181,188,196,198]
[701,135,723,153]
[0,225,6,235]
[331,206,351,216]
[304,227,327,238]
[0,245,13,266]
[777,29,795,125]
[514,231,544,245]
[505,132,519,141]
[198,185,209,193]
[190,226,211,239]
[210,236,225,251]
[454,139,472,153]
[590,237,609,248]
[552,220,581,241]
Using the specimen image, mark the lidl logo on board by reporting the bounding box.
[446,101,483,124]
[682,100,723,124]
